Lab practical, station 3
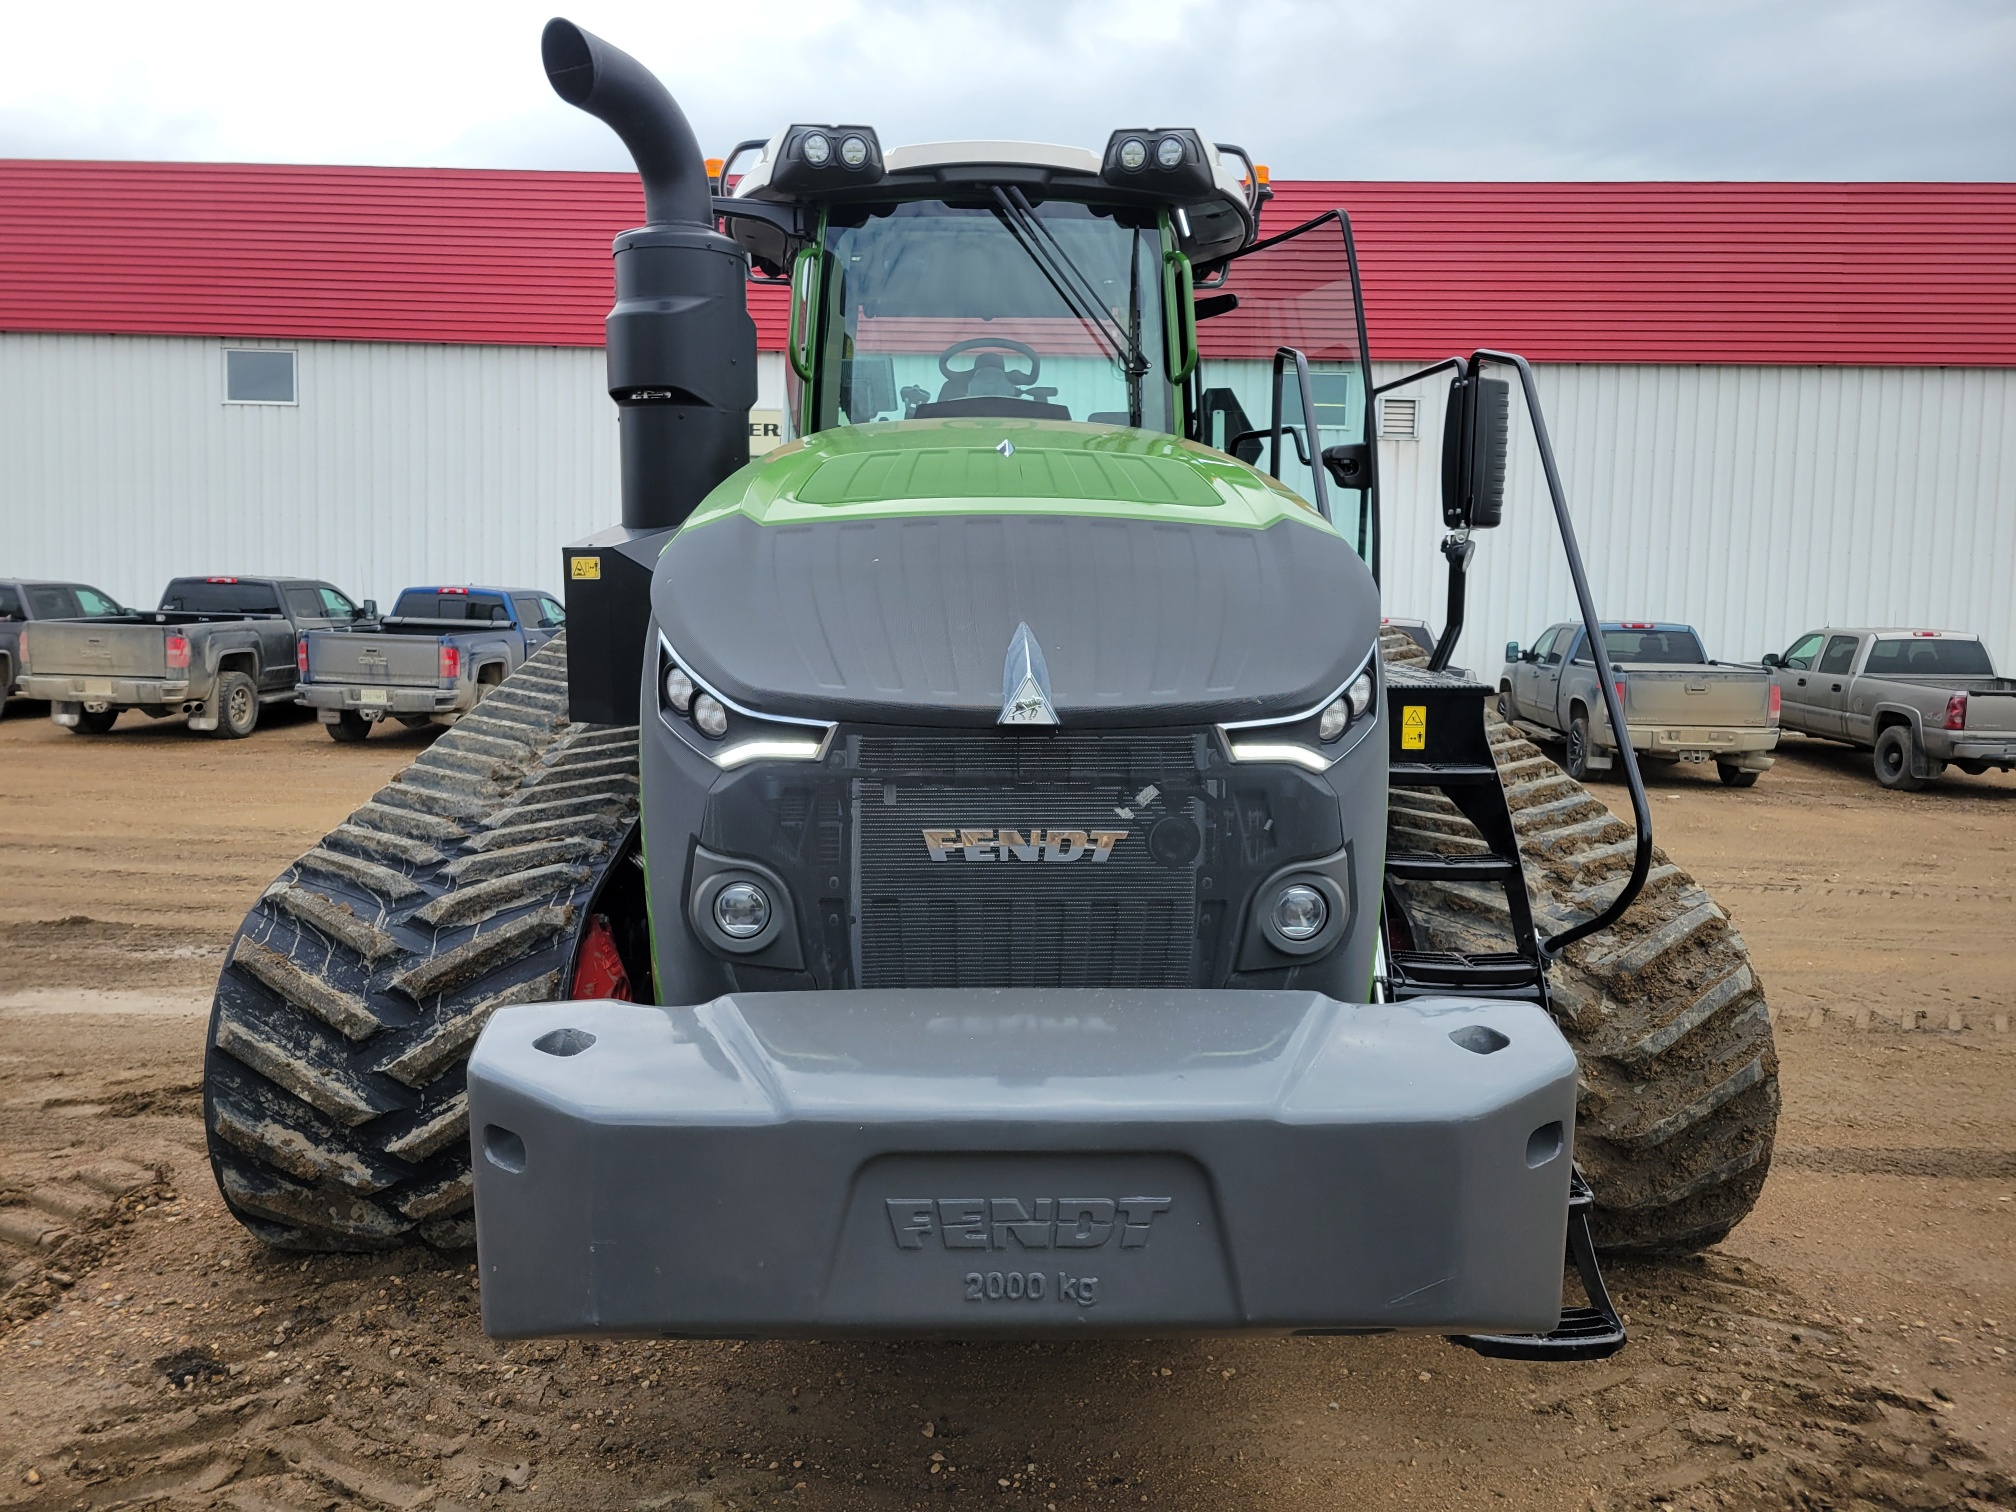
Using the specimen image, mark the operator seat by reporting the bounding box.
[938,351,1021,403]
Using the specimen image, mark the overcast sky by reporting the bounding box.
[4,0,2013,181]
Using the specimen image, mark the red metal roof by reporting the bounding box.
[2,159,2012,365]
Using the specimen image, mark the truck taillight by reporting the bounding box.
[297,636,309,676]
[166,632,191,670]
[1945,692,1968,731]
[1614,680,1627,708]
[1768,682,1781,722]
[15,628,25,668]
[440,645,461,679]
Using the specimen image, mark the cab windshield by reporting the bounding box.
[811,198,1170,433]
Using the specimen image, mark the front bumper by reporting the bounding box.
[469,989,1578,1339]
[297,682,466,718]
[20,673,192,711]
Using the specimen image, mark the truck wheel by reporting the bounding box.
[200,636,641,1251]
[326,711,372,743]
[213,671,260,739]
[72,708,120,735]
[1382,629,1777,1256]
[1563,709,1596,781]
[1873,725,1932,790]
[1716,762,1759,788]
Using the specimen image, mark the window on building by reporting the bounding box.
[225,349,297,404]
[1378,396,1419,439]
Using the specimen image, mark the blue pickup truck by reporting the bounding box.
[295,585,565,742]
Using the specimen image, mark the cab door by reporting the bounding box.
[1806,635,1862,737]
[1509,627,1555,722]
[1775,632,1825,731]
[1535,627,1573,728]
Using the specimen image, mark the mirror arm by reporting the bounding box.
[1428,533,1474,673]
[711,196,804,240]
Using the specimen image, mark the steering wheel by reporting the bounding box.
[938,337,1041,387]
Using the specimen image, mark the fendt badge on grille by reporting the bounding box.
[921,828,1128,862]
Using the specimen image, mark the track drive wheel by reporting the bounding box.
[1381,629,1779,1256]
[200,635,642,1250]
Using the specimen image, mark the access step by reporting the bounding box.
[1446,1169,1626,1361]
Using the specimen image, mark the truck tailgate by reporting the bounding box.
[25,620,168,680]
[1954,680,2016,735]
[304,630,441,688]
[1621,666,1770,728]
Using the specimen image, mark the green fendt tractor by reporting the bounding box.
[199,21,1777,1355]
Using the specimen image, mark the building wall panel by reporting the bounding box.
[4,334,2010,680]
[1371,361,2016,676]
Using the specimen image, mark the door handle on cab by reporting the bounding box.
[1796,676,1807,686]
[1831,682,1842,692]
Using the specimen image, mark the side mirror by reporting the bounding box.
[1321,442,1370,491]
[1504,641,1520,663]
[1760,652,1780,669]
[356,600,377,620]
[1440,374,1511,530]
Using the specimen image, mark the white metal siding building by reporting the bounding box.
[3,162,2012,672]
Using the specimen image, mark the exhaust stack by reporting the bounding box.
[543,19,757,722]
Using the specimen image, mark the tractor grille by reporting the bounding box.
[852,731,1207,990]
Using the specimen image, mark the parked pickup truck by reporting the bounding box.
[1500,620,1780,787]
[16,575,363,737]
[296,585,565,741]
[1,579,130,717]
[1764,627,2016,790]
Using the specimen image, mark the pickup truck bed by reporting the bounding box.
[1500,621,1778,787]
[296,586,562,741]
[1767,626,2016,788]
[16,576,358,737]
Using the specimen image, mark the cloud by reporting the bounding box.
[1,0,2012,178]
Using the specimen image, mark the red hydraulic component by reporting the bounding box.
[570,914,633,1001]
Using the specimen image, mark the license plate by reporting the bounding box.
[360,688,388,706]
[83,678,114,697]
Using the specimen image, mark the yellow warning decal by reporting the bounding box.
[1401,704,1428,750]
[569,555,601,581]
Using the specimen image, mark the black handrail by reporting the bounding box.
[1269,346,1332,522]
[1369,349,1654,953]
[1470,350,1652,954]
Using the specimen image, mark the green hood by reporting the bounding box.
[681,418,1335,532]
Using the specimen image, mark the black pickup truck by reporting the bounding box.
[0,579,131,718]
[16,575,366,737]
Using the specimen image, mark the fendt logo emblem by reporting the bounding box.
[920,828,1128,862]
[886,1197,1172,1251]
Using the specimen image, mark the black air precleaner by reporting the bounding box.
[543,18,757,721]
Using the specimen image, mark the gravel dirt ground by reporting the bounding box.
[1,709,2012,1511]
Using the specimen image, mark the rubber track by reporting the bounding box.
[1380,630,1779,1255]
[201,636,640,1251]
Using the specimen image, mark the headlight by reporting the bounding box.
[663,665,694,712]
[1156,135,1184,169]
[1345,669,1374,719]
[1118,137,1146,171]
[1221,653,1379,769]
[1272,884,1327,941]
[657,634,834,767]
[839,134,869,167]
[802,132,831,165]
[714,881,771,939]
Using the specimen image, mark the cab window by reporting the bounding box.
[1781,633,1824,671]
[74,586,123,616]
[1817,636,1860,675]
[317,586,356,618]
[285,587,327,621]
[1533,628,1562,665]
[0,586,23,620]
[25,585,80,618]
[539,596,565,627]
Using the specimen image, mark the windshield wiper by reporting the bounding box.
[987,187,1147,416]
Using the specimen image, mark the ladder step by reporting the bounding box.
[1387,949,1541,989]
[1389,762,1500,786]
[1386,852,1520,882]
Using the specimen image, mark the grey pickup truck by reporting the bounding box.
[17,575,363,737]
[1500,620,1780,787]
[1764,627,2016,789]
[1,579,130,717]
[296,584,564,741]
